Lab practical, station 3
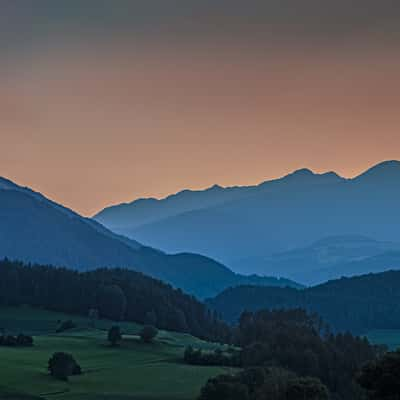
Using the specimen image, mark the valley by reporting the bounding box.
[0,307,232,400]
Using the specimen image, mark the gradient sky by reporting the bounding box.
[1,1,400,215]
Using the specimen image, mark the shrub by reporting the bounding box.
[56,320,76,333]
[48,352,82,381]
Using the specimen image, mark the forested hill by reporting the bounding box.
[0,259,230,342]
[207,270,400,333]
[0,176,300,299]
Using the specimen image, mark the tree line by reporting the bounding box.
[0,259,230,342]
[198,348,400,400]
[207,270,400,334]
[197,309,381,400]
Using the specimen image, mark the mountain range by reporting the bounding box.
[95,160,400,284]
[0,176,299,298]
[241,235,400,285]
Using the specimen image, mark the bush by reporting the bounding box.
[48,352,82,381]
[108,326,122,346]
[140,325,158,343]
[56,320,76,333]
[184,346,241,367]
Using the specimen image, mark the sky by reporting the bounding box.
[1,1,400,216]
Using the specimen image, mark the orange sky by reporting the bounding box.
[1,34,400,216]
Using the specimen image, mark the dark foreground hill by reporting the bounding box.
[207,269,400,333]
[0,177,299,298]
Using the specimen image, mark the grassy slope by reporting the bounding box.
[0,307,234,400]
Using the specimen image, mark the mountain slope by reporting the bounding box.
[94,160,400,279]
[0,177,300,298]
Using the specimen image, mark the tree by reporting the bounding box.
[236,309,377,399]
[285,377,330,400]
[144,310,157,326]
[97,285,127,321]
[88,308,99,328]
[199,374,249,400]
[0,260,230,343]
[240,368,267,395]
[140,325,158,343]
[48,352,81,381]
[357,350,400,399]
[108,326,122,346]
[198,368,329,400]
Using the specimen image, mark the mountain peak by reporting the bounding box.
[292,168,315,176]
[354,160,400,183]
[208,184,223,191]
[280,168,343,184]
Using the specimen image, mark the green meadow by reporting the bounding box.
[0,307,235,400]
[2,306,399,400]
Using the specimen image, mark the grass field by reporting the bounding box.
[0,307,235,400]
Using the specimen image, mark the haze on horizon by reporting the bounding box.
[1,1,400,215]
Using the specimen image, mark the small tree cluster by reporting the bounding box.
[236,309,377,399]
[184,346,241,367]
[0,334,33,347]
[48,352,82,381]
[199,367,329,400]
[357,350,400,399]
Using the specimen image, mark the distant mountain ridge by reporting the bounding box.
[94,160,400,281]
[94,183,253,232]
[234,235,400,285]
[0,177,301,298]
[94,167,344,231]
